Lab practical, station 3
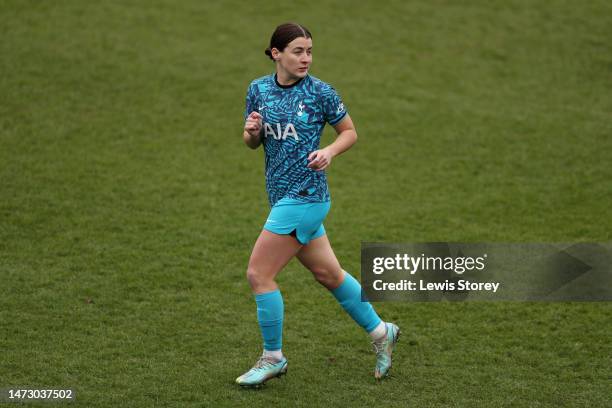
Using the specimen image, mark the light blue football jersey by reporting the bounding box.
[245,73,347,207]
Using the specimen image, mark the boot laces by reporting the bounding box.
[372,339,386,354]
[254,355,278,370]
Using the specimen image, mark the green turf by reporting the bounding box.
[1,0,611,406]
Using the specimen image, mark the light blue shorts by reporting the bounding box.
[263,197,331,245]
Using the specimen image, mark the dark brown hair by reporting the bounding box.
[264,23,312,61]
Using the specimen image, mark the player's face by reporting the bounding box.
[275,37,312,80]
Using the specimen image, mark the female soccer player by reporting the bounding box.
[236,23,400,387]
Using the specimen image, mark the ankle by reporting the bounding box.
[263,349,283,361]
[369,321,387,341]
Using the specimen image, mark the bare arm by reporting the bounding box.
[307,114,357,171]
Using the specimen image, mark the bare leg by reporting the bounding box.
[297,233,385,336]
[297,234,344,290]
[247,229,303,294]
[236,230,298,386]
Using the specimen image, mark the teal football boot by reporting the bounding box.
[373,322,400,379]
[236,355,288,388]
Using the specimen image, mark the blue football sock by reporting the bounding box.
[255,289,284,351]
[331,271,382,333]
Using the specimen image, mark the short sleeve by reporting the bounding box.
[321,84,347,125]
[244,83,257,120]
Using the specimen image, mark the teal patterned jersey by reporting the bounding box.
[245,73,347,207]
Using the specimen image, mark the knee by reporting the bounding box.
[246,265,272,290]
[246,266,261,287]
[311,266,343,289]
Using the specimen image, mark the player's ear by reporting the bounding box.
[271,48,281,61]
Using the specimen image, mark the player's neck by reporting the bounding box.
[275,70,303,87]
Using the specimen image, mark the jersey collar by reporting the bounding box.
[274,73,306,89]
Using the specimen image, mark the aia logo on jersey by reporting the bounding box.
[264,123,299,141]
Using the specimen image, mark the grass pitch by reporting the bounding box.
[1,0,611,406]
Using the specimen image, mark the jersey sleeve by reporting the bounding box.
[244,82,257,120]
[321,84,347,125]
